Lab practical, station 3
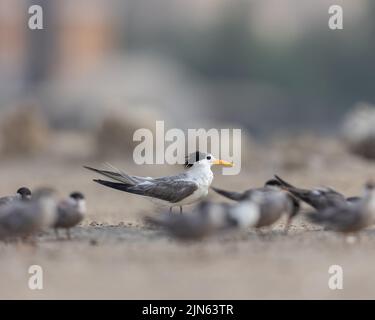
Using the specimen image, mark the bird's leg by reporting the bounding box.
[28,235,37,247]
[179,206,183,214]
[66,229,71,240]
[21,234,33,244]
[14,237,23,249]
[255,228,264,237]
[284,216,292,234]
[55,228,60,240]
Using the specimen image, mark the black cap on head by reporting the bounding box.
[264,179,282,188]
[17,187,31,199]
[70,191,85,200]
[184,151,207,168]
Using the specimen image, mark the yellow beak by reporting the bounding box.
[213,159,234,167]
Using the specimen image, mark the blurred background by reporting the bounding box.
[1,0,375,181]
[0,0,374,138]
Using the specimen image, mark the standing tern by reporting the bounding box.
[274,175,359,210]
[0,188,57,241]
[84,151,233,213]
[0,187,32,206]
[306,182,375,234]
[212,179,300,232]
[54,192,87,239]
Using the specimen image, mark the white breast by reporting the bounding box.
[173,163,214,206]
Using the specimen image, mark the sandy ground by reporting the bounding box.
[1,137,375,299]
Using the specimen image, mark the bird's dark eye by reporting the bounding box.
[206,156,211,160]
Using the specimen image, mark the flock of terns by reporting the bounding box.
[0,187,86,241]
[1,151,374,242]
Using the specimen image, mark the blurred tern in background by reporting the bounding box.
[0,188,56,241]
[274,175,360,210]
[85,151,233,213]
[0,187,31,206]
[307,182,375,236]
[54,192,87,239]
[212,179,284,201]
[212,179,300,232]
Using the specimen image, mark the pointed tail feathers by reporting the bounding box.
[211,187,246,201]
[84,165,137,185]
[274,175,312,200]
[93,179,133,192]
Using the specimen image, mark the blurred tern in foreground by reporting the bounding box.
[85,151,233,213]
[0,188,56,241]
[0,187,31,206]
[144,200,257,241]
[307,182,375,235]
[274,175,359,210]
[54,192,86,239]
[212,179,300,232]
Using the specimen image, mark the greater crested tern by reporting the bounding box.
[84,151,233,213]
[307,182,375,234]
[0,187,31,206]
[54,192,87,239]
[0,188,56,241]
[274,175,358,210]
[212,179,300,232]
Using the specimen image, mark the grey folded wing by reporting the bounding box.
[0,196,15,206]
[307,206,358,228]
[126,179,199,203]
[0,204,34,234]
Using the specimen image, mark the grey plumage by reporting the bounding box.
[346,196,361,204]
[144,200,253,240]
[0,188,56,241]
[252,191,298,229]
[83,165,140,185]
[0,187,32,206]
[274,175,356,210]
[210,187,246,201]
[0,196,17,207]
[211,179,283,201]
[54,192,86,239]
[307,182,375,233]
[84,152,233,212]
[212,180,300,231]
